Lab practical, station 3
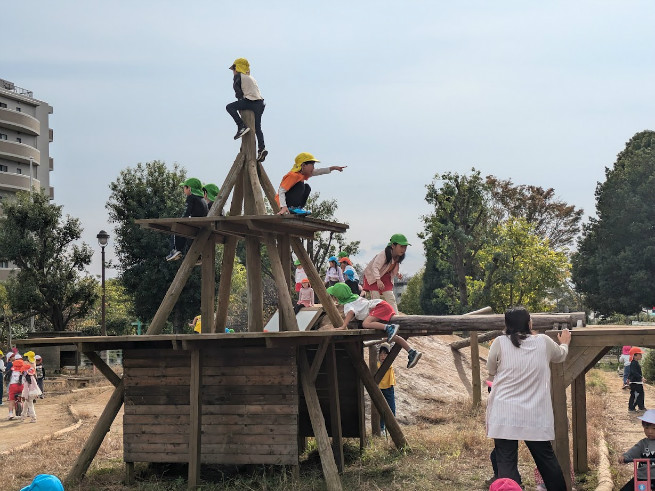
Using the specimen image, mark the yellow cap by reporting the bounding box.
[291,152,320,172]
[230,58,250,74]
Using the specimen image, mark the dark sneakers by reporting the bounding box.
[234,127,250,140]
[385,324,399,343]
[407,349,422,369]
[257,148,268,162]
[166,250,182,261]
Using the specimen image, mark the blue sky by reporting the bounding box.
[3,1,655,277]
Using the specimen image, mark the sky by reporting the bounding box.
[3,1,655,279]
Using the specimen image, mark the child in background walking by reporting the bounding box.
[7,359,24,420]
[294,278,315,314]
[294,260,307,292]
[226,58,268,162]
[377,343,396,433]
[628,347,647,412]
[619,346,632,389]
[327,283,422,368]
[35,355,45,397]
[618,409,655,490]
[21,366,41,423]
[275,153,346,216]
[362,233,409,313]
[324,256,344,287]
[339,257,359,281]
[0,350,4,406]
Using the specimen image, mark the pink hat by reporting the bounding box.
[485,380,493,388]
[489,478,522,491]
[622,346,632,355]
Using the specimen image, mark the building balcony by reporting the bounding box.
[0,107,40,135]
[0,140,40,165]
[49,186,54,199]
[0,171,41,192]
[49,157,54,171]
[49,128,53,142]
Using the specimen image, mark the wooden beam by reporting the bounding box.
[470,330,481,407]
[263,233,299,332]
[188,349,202,489]
[374,342,402,384]
[344,343,407,449]
[551,362,572,491]
[562,346,610,388]
[290,237,343,329]
[299,348,343,491]
[392,314,574,333]
[200,241,215,334]
[147,228,211,335]
[309,338,329,383]
[257,160,280,213]
[66,380,124,483]
[326,344,344,472]
[571,372,587,474]
[81,349,120,387]
[368,345,381,437]
[246,235,264,332]
[208,152,245,217]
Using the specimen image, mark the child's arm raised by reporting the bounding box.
[337,310,355,330]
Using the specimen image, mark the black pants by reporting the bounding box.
[225,98,265,151]
[285,181,311,209]
[629,383,646,410]
[170,235,192,253]
[494,439,566,490]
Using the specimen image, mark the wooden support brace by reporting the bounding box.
[200,241,215,334]
[368,345,381,437]
[374,342,402,384]
[188,349,202,489]
[81,349,121,387]
[344,343,407,449]
[208,152,245,217]
[326,344,344,472]
[551,362,572,491]
[470,330,481,407]
[263,233,299,332]
[309,338,330,383]
[451,330,502,350]
[571,372,587,474]
[66,380,124,483]
[257,160,280,213]
[299,348,343,491]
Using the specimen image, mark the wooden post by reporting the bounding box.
[263,233,299,331]
[188,349,202,489]
[207,152,245,217]
[81,349,120,387]
[368,345,381,436]
[290,238,343,328]
[326,344,344,472]
[551,362,572,490]
[344,343,407,449]
[66,380,124,483]
[450,330,502,350]
[124,462,135,485]
[213,175,244,332]
[277,234,292,332]
[470,330,481,407]
[200,241,215,333]
[571,372,588,473]
[256,160,280,213]
[246,235,263,332]
[299,349,343,491]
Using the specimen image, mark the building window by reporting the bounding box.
[17,168,22,174]
[15,107,21,112]
[0,165,7,172]
[0,102,6,108]
[0,134,7,140]
[16,137,21,143]
[0,261,8,269]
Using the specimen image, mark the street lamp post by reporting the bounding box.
[96,230,110,336]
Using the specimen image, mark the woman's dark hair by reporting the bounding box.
[25,373,33,384]
[504,306,531,348]
[384,245,406,265]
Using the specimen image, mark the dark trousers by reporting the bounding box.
[37,377,44,394]
[285,182,311,208]
[170,235,187,253]
[380,386,396,431]
[226,98,265,151]
[294,303,304,315]
[494,439,566,490]
[630,383,646,410]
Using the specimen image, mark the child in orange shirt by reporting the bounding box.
[275,152,346,216]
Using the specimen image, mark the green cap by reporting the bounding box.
[202,183,219,202]
[326,283,359,305]
[388,233,411,246]
[338,251,348,258]
[180,178,204,198]
[294,259,301,266]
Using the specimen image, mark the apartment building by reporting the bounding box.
[0,78,54,281]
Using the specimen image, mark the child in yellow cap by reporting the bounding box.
[226,58,268,162]
[275,152,346,216]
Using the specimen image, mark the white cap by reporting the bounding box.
[639,409,655,425]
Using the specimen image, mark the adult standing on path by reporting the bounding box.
[486,307,571,490]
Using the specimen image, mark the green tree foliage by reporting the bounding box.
[572,131,655,315]
[642,349,655,382]
[106,161,212,331]
[0,191,98,331]
[467,218,570,312]
[73,278,136,335]
[398,270,424,314]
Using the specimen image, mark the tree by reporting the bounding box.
[486,176,584,250]
[72,278,136,335]
[106,161,212,331]
[468,218,570,312]
[420,170,491,314]
[0,191,98,331]
[572,130,655,315]
[398,270,424,314]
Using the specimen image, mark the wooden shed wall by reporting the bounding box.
[123,346,298,465]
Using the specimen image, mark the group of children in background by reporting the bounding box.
[1,349,45,422]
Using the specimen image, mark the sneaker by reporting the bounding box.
[385,324,399,343]
[629,408,637,412]
[288,207,312,216]
[407,349,422,369]
[257,148,268,162]
[233,126,250,140]
[7,413,14,420]
[166,250,182,262]
[30,418,37,423]
[195,259,202,266]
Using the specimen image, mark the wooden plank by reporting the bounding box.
[123,414,298,426]
[299,348,343,491]
[326,344,344,472]
[551,362,572,490]
[66,380,125,483]
[571,372,587,473]
[563,346,609,387]
[291,237,343,329]
[278,234,292,297]
[246,235,264,332]
[202,365,295,376]
[123,452,188,463]
[125,367,190,377]
[470,330,481,407]
[368,345,380,437]
[202,442,297,455]
[344,343,407,449]
[202,454,297,465]
[310,339,330,383]
[201,241,215,334]
[263,232,299,331]
[246,158,266,215]
[124,403,298,416]
[188,349,201,489]
[82,350,121,387]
